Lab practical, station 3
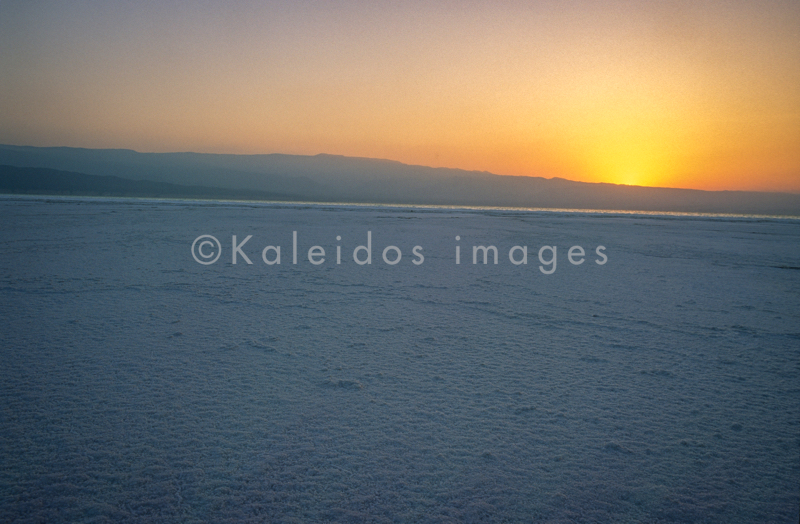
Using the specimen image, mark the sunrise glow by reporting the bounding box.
[0,1,798,192]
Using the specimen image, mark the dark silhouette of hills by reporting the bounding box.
[1,144,798,216]
[0,165,297,201]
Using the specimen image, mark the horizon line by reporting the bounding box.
[3,192,799,221]
[2,142,798,196]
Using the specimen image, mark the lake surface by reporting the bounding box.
[1,196,799,522]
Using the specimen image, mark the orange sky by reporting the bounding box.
[1,1,798,192]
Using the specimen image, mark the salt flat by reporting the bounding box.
[1,196,798,522]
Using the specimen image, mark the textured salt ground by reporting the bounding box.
[1,196,798,522]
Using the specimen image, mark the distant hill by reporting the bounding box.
[0,165,297,201]
[1,144,798,216]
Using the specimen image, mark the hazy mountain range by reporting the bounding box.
[1,144,798,216]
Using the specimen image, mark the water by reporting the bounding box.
[1,196,798,522]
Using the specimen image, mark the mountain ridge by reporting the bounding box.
[1,144,798,216]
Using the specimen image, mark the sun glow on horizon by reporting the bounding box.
[0,1,798,193]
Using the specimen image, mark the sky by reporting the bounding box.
[0,0,798,192]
